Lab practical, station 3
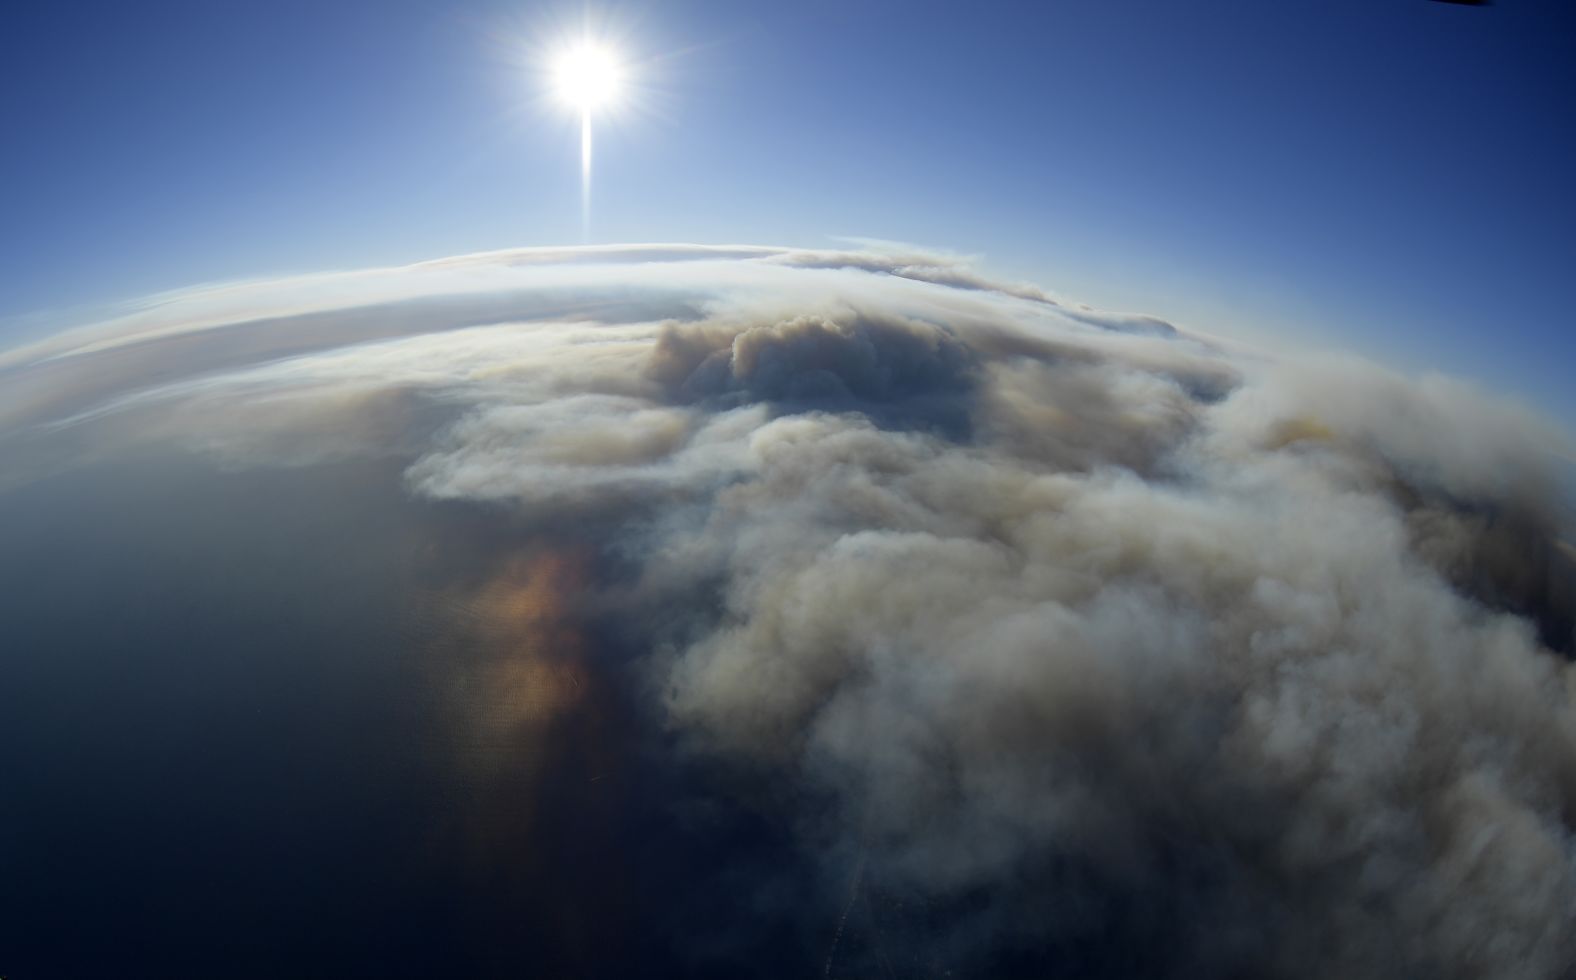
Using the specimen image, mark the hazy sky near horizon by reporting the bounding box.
[2,0,1572,423]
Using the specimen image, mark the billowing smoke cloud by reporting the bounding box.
[4,244,1574,977]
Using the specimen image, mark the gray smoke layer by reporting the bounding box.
[6,244,1574,977]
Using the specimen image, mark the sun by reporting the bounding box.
[553,42,623,112]
[540,34,632,241]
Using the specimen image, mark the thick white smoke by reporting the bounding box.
[4,244,1572,977]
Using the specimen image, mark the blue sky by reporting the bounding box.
[2,0,1572,423]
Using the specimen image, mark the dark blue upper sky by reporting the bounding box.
[2,0,1572,422]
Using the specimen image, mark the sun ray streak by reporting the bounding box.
[581,109,592,241]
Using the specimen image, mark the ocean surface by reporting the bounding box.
[0,454,827,978]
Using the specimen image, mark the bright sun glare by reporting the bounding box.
[553,43,622,112]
